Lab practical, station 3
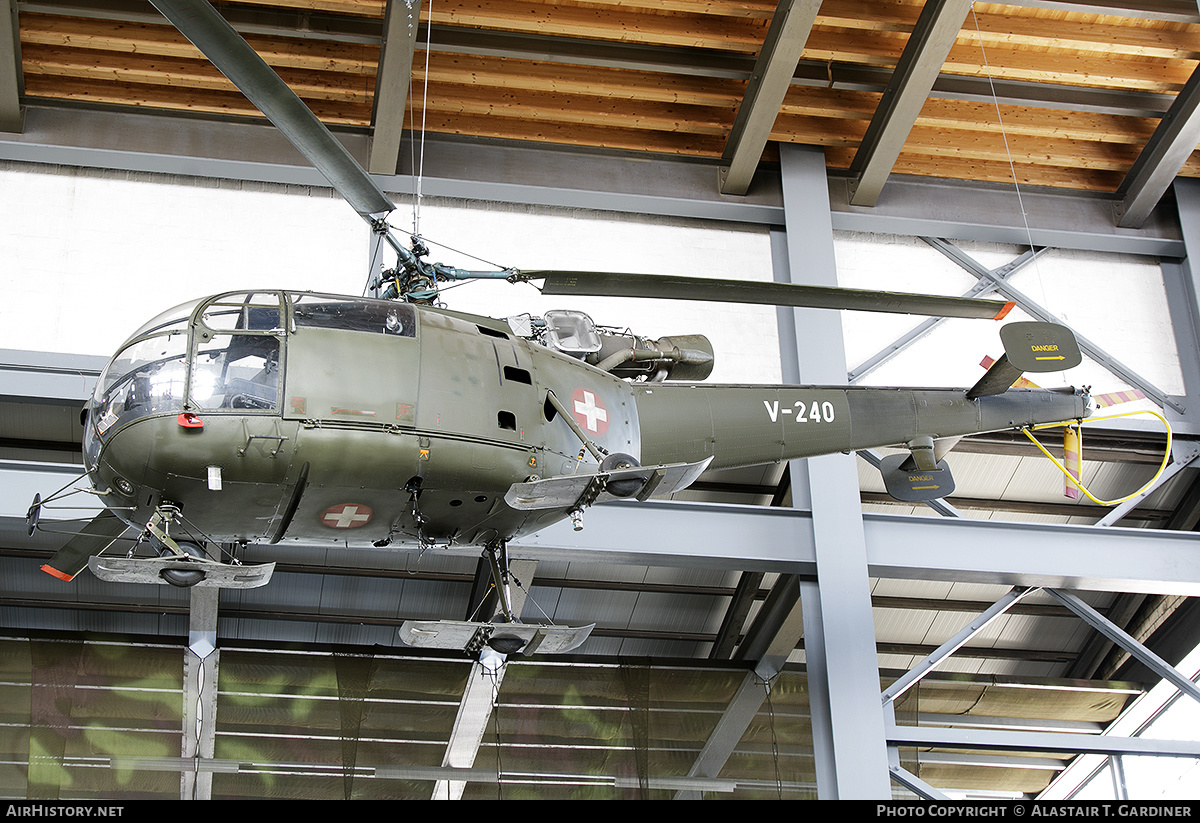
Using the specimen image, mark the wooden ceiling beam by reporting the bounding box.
[848,0,975,206]
[719,0,821,196]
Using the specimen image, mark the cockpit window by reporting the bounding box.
[200,292,283,333]
[291,294,415,337]
[190,334,280,411]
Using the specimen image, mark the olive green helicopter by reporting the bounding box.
[28,0,1090,659]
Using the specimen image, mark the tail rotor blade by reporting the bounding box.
[1093,389,1147,408]
[1063,425,1082,500]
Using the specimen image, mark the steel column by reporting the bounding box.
[779,143,890,799]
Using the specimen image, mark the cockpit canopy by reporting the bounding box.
[88,291,414,448]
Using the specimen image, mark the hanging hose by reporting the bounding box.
[1021,408,1173,506]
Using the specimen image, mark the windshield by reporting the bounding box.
[93,331,189,436]
[91,292,286,439]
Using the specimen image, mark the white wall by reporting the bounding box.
[0,160,1182,401]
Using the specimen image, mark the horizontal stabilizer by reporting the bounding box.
[880,453,955,502]
[505,457,712,511]
[967,323,1082,399]
[399,620,594,656]
[88,556,275,589]
[41,511,130,582]
[999,322,1081,373]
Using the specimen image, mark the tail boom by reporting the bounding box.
[634,384,1088,471]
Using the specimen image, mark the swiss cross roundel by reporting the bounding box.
[570,387,609,436]
[321,503,373,529]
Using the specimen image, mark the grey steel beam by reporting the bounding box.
[889,764,949,800]
[2,106,1189,254]
[433,661,505,800]
[675,671,772,800]
[779,143,890,799]
[718,0,820,196]
[1115,67,1200,228]
[1165,180,1200,427]
[182,593,218,801]
[520,500,1200,594]
[1,0,21,132]
[0,349,105,403]
[1046,588,1200,705]
[9,471,1200,595]
[881,587,1038,705]
[829,175,1184,258]
[368,0,419,177]
[888,720,1200,759]
[847,0,974,206]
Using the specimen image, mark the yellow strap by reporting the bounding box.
[1021,409,1173,506]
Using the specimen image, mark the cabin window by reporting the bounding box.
[497,411,517,430]
[292,294,415,337]
[190,334,280,411]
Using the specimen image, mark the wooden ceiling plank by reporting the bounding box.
[368,0,418,175]
[423,52,743,107]
[848,0,976,206]
[22,45,372,102]
[1,0,21,131]
[20,13,379,74]
[222,0,387,19]
[21,74,371,123]
[718,0,821,195]
[942,39,1198,93]
[418,83,735,135]
[412,108,727,155]
[428,0,771,53]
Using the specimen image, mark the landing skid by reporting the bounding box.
[398,620,594,656]
[88,556,275,589]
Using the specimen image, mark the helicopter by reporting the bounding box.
[27,0,1092,660]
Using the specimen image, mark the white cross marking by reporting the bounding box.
[323,505,371,529]
[573,390,608,432]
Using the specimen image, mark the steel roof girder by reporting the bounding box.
[847,0,975,207]
[1,0,21,133]
[368,0,419,177]
[1116,66,1200,229]
[718,0,821,196]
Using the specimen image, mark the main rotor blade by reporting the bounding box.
[149,0,395,220]
[530,271,1015,320]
